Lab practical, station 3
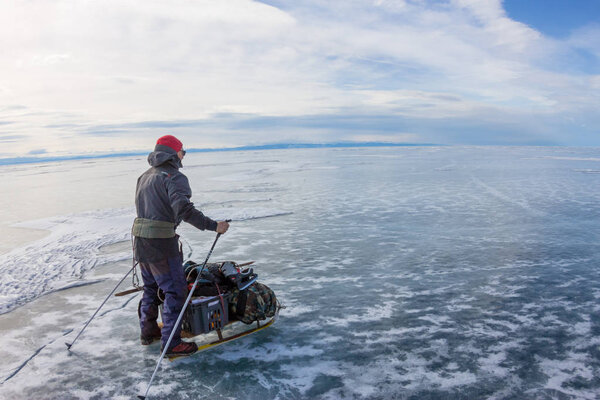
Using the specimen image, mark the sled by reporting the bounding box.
[167,315,277,361]
[144,259,281,362]
[162,312,278,361]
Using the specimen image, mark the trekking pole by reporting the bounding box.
[138,222,230,400]
[66,265,135,350]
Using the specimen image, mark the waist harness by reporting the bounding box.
[132,218,176,238]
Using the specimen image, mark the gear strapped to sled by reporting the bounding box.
[180,260,277,336]
[220,261,257,290]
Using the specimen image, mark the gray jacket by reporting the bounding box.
[134,145,217,262]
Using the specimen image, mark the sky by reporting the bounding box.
[0,0,599,158]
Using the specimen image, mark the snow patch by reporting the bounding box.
[0,205,291,314]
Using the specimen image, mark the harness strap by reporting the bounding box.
[215,282,227,322]
[132,218,176,239]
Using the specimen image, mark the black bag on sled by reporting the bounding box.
[184,262,228,297]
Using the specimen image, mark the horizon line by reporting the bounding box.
[0,141,439,166]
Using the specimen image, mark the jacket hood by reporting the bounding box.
[147,144,182,168]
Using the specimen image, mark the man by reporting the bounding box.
[132,135,229,357]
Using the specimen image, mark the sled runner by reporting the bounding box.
[165,312,278,361]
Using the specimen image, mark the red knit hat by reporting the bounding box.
[156,135,183,152]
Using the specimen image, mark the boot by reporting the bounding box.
[163,341,198,357]
[140,329,162,345]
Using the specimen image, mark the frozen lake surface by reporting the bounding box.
[1,146,600,399]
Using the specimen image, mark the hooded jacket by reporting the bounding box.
[133,144,217,262]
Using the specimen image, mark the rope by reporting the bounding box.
[186,263,199,282]
[214,282,227,319]
[130,234,141,289]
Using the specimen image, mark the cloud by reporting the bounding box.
[66,106,591,149]
[28,149,47,155]
[0,0,598,157]
[0,135,27,142]
[567,23,600,67]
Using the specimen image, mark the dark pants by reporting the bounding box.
[139,254,187,350]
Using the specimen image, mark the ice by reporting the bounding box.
[0,205,291,315]
[0,208,133,315]
[2,146,600,399]
[325,300,396,327]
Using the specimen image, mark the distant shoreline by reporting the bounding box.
[0,142,438,166]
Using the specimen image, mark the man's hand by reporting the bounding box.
[216,220,230,234]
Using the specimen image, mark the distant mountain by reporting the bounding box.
[0,142,438,166]
[186,142,437,153]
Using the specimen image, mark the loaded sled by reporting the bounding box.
[155,260,281,359]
